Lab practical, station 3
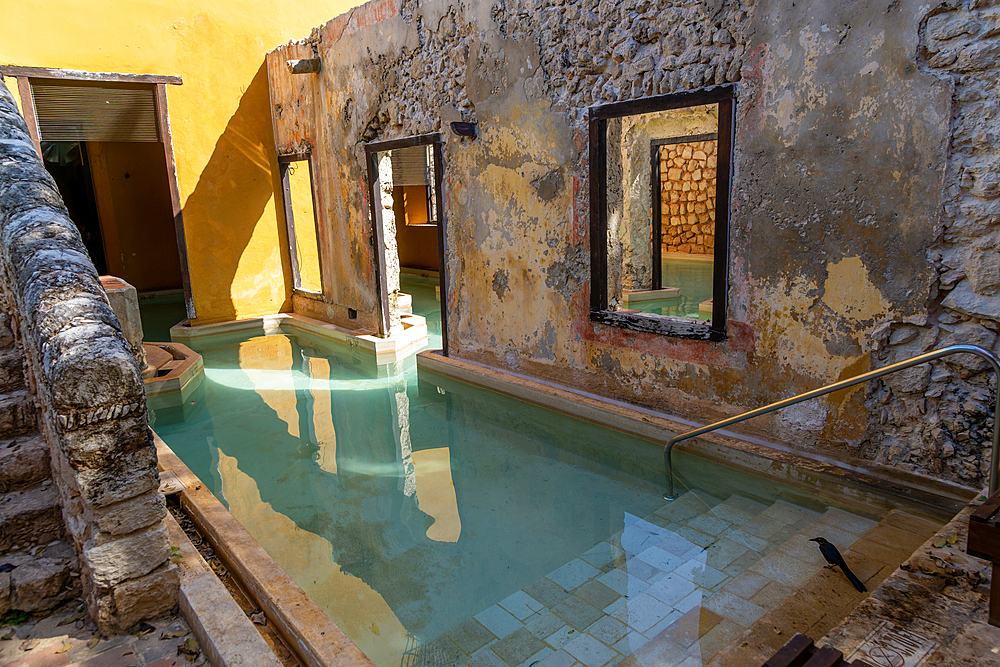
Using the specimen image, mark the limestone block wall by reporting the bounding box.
[660,140,717,255]
[0,81,177,632]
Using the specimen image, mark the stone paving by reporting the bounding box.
[0,599,203,667]
[409,491,942,667]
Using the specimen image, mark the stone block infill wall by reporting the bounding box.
[0,80,177,633]
[660,140,717,256]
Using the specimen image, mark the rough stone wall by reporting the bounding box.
[269,0,995,490]
[0,80,177,632]
[660,139,716,256]
[861,0,1000,487]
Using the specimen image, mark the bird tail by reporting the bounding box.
[841,563,867,593]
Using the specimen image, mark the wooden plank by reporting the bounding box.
[590,83,736,120]
[14,77,41,158]
[279,163,302,289]
[763,632,814,667]
[967,519,1000,561]
[365,149,391,337]
[711,94,735,338]
[971,493,1000,523]
[802,646,844,667]
[155,84,196,320]
[364,133,441,153]
[432,140,449,356]
[588,113,607,312]
[650,141,661,290]
[590,309,726,341]
[85,142,123,276]
[1,65,181,85]
[991,563,1000,627]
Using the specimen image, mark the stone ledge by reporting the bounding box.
[169,311,428,364]
[154,431,375,667]
[821,495,995,664]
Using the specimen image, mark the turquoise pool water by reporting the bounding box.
[151,277,914,667]
[139,292,188,342]
[630,258,714,319]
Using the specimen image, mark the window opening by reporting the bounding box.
[279,155,323,294]
[589,85,734,341]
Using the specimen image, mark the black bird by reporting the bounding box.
[810,537,867,592]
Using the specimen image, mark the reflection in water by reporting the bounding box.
[153,320,663,666]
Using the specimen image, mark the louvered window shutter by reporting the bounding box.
[30,80,160,142]
[389,145,432,187]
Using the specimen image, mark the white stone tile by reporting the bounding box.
[536,649,577,667]
[564,634,617,667]
[597,568,649,598]
[526,609,565,640]
[688,513,732,536]
[758,500,818,525]
[642,609,683,639]
[549,558,601,591]
[500,590,545,620]
[587,616,628,646]
[673,589,704,614]
[621,593,673,633]
[702,590,766,626]
[581,542,624,568]
[636,546,683,573]
[467,644,508,667]
[674,559,728,589]
[475,605,524,639]
[645,573,698,607]
[546,625,578,649]
[518,646,554,667]
[815,507,878,536]
[613,631,649,656]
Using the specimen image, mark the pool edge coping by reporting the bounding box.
[154,431,376,667]
[415,350,977,520]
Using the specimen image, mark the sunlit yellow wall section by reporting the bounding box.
[0,0,360,325]
[287,161,322,293]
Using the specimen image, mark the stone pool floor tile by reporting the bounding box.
[490,627,547,666]
[475,605,525,639]
[548,559,601,591]
[448,618,498,653]
[586,616,628,647]
[439,493,926,667]
[524,578,572,608]
[552,596,605,631]
[499,591,544,620]
[580,542,624,569]
[524,609,565,641]
[535,648,577,667]
[701,590,766,627]
[563,633,618,667]
[575,581,620,611]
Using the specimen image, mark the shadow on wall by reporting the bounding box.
[181,62,292,324]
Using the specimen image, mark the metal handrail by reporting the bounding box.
[663,344,1000,500]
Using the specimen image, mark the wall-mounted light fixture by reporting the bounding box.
[450,121,477,138]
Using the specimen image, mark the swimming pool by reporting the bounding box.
[152,280,942,667]
[630,258,714,320]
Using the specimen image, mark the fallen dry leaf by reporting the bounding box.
[87,636,100,649]
[55,642,71,654]
[160,630,190,640]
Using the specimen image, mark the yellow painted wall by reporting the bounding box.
[288,161,322,292]
[1,0,360,324]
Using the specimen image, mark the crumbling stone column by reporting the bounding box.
[378,153,402,335]
[0,80,177,633]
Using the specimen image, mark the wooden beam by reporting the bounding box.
[0,66,182,86]
[14,77,41,158]
[155,84,196,320]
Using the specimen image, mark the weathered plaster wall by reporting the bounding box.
[272,0,996,488]
[2,0,360,325]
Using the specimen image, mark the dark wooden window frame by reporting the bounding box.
[278,152,324,298]
[0,66,196,320]
[364,133,449,354]
[589,84,735,342]
[650,132,718,291]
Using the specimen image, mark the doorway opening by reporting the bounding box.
[5,68,193,332]
[364,134,447,354]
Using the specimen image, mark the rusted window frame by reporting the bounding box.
[278,152,324,298]
[363,133,449,354]
[589,84,736,342]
